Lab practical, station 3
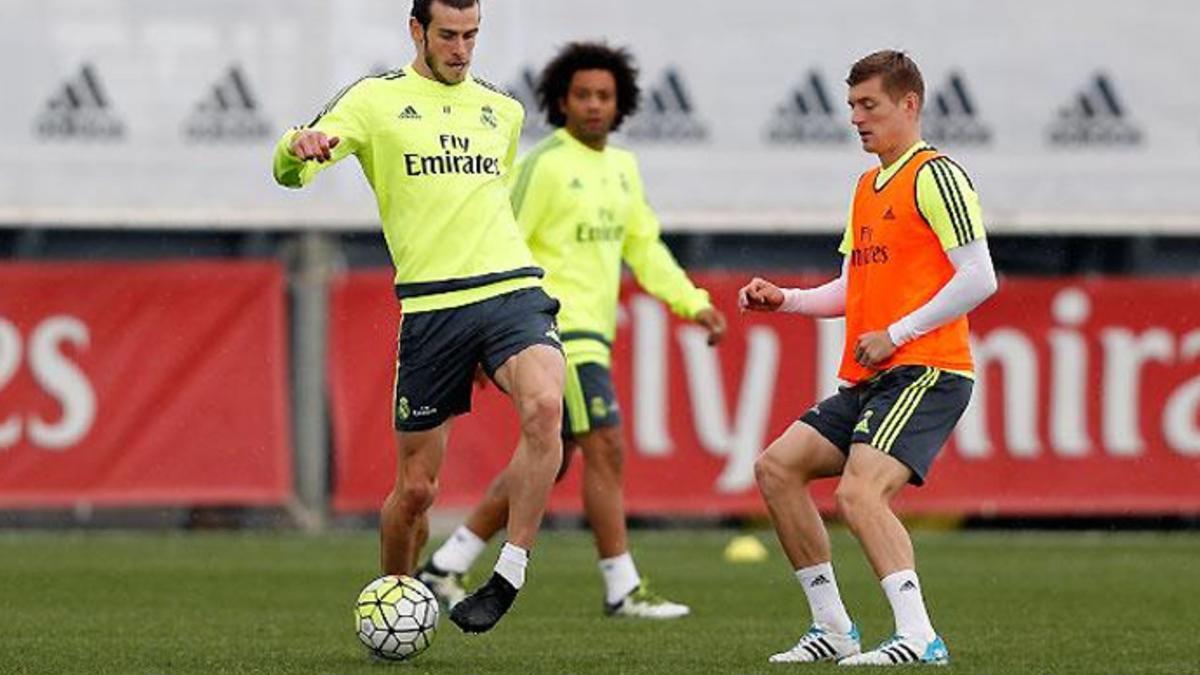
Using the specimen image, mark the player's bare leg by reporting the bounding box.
[464,436,578,541]
[421,439,580,608]
[381,423,450,575]
[755,422,860,663]
[578,425,689,618]
[490,344,565,549]
[578,427,627,559]
[450,344,564,633]
[460,433,579,534]
[417,469,505,609]
[459,437,577,539]
[754,422,846,568]
[836,444,947,666]
[462,452,519,540]
[834,444,913,576]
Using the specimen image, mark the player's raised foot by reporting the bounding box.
[448,573,519,634]
[769,623,861,663]
[415,560,468,609]
[604,583,690,619]
[838,634,948,666]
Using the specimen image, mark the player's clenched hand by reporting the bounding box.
[738,278,784,313]
[289,130,341,163]
[695,307,727,346]
[854,330,896,370]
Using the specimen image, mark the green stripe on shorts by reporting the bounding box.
[872,367,941,453]
[563,363,591,436]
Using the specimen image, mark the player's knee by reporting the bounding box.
[399,477,438,515]
[600,438,624,478]
[519,390,563,438]
[834,481,876,524]
[754,451,789,496]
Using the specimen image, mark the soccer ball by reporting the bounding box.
[354,575,439,661]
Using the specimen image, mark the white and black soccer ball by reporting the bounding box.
[354,575,439,661]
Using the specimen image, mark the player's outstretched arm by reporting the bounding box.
[272,79,368,189]
[272,129,344,189]
[739,258,849,317]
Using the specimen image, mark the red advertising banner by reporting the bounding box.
[329,272,1200,516]
[0,262,292,507]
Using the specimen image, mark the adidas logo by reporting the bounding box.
[924,72,992,146]
[809,574,831,587]
[398,105,422,120]
[1047,73,1142,146]
[569,178,583,190]
[623,68,708,144]
[854,410,874,434]
[35,63,125,141]
[183,65,271,142]
[883,207,896,221]
[766,70,849,144]
[508,66,552,138]
[899,580,917,592]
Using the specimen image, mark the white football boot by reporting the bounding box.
[604,584,690,619]
[838,633,949,666]
[415,561,468,610]
[769,623,861,663]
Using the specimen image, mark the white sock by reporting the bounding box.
[795,562,854,634]
[431,526,487,574]
[598,552,641,605]
[881,569,936,641]
[493,542,528,590]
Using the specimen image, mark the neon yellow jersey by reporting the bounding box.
[272,66,540,313]
[509,128,711,365]
[839,140,985,255]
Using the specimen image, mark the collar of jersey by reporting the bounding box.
[403,64,473,96]
[873,139,932,191]
[555,128,608,157]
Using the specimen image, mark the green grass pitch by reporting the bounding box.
[1,528,1197,674]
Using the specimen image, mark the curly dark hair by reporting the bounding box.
[536,42,640,131]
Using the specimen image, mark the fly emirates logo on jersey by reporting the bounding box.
[403,134,501,177]
[576,208,624,243]
[849,223,890,267]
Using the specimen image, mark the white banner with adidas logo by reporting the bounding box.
[1,0,1197,233]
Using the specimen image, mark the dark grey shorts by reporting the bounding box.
[799,365,972,485]
[393,288,561,432]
